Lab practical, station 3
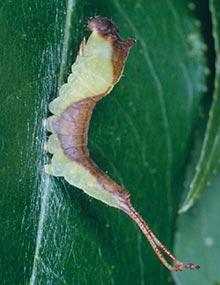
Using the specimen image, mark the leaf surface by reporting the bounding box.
[0,1,206,284]
[174,1,220,284]
[180,0,220,213]
[173,172,220,285]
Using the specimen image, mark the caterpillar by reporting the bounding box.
[44,17,199,271]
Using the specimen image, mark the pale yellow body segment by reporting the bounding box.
[45,150,120,207]
[49,32,114,116]
[45,31,121,208]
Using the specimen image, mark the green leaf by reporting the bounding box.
[173,172,220,285]
[173,2,220,284]
[0,1,206,284]
[180,0,220,213]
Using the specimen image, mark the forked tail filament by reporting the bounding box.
[119,199,200,271]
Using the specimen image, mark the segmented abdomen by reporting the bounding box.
[52,96,101,162]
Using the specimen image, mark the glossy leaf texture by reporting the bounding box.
[180,0,220,213]
[173,163,220,285]
[173,1,220,284]
[0,0,206,284]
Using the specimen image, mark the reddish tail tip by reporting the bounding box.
[188,263,200,270]
[119,197,200,272]
[174,263,200,271]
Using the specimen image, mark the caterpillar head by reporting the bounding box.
[88,17,118,36]
[88,17,135,47]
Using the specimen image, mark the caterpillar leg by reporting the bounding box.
[46,134,61,154]
[44,164,53,175]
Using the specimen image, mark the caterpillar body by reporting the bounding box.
[45,17,199,271]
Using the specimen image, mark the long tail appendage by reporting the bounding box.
[119,198,200,271]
